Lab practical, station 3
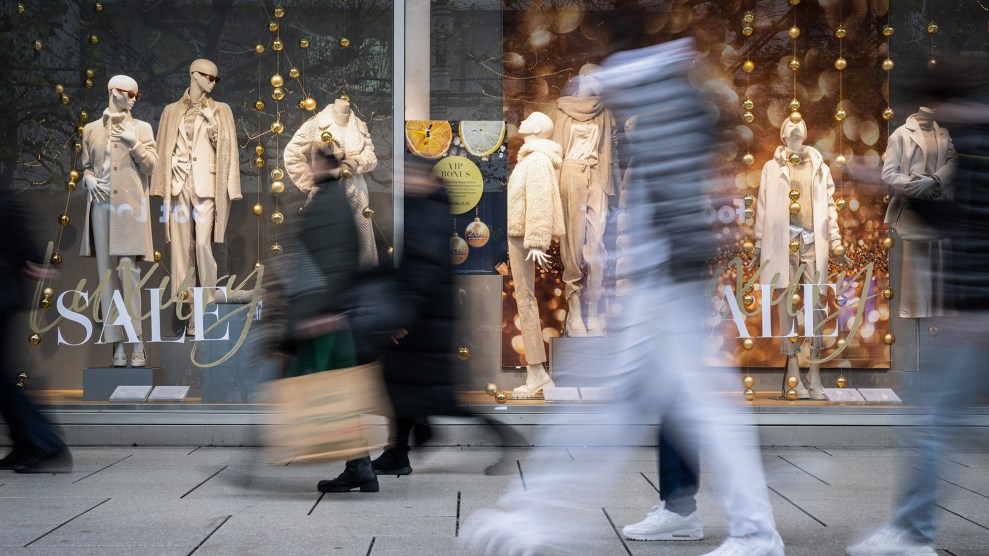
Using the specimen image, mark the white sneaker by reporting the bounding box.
[111,344,127,367]
[701,531,785,556]
[622,504,703,541]
[846,525,937,556]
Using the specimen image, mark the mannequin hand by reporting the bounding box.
[526,248,551,269]
[903,176,936,196]
[833,253,852,268]
[83,174,109,203]
[747,247,761,270]
[111,123,138,149]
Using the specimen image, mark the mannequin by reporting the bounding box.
[285,96,378,269]
[552,64,620,336]
[753,119,848,400]
[151,59,242,334]
[882,107,957,318]
[80,75,157,366]
[506,112,565,397]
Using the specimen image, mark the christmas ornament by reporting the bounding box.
[252,203,264,216]
[743,293,755,307]
[789,98,800,112]
[39,298,51,310]
[341,168,353,180]
[153,250,163,262]
[744,388,756,401]
[743,194,755,207]
[791,292,802,306]
[882,236,895,250]
[29,333,41,346]
[321,130,333,142]
[84,78,94,89]
[833,244,847,257]
[883,333,896,345]
[883,25,894,37]
[268,21,279,32]
[58,214,69,226]
[495,391,507,403]
[59,94,70,105]
[882,107,895,121]
[927,22,939,34]
[271,243,283,255]
[254,99,265,111]
[94,1,103,12]
[255,43,265,54]
[66,181,77,191]
[788,58,800,71]
[68,169,80,182]
[742,111,755,124]
[274,5,285,18]
[272,39,284,51]
[742,98,754,110]
[742,60,755,73]
[789,238,800,252]
[88,34,99,45]
[742,24,753,37]
[835,108,847,121]
[743,11,755,23]
[786,375,799,388]
[834,57,847,71]
[362,207,375,219]
[742,338,755,350]
[271,120,284,134]
[457,346,470,361]
[299,38,310,49]
[742,375,755,389]
[271,168,284,180]
[788,189,800,201]
[254,156,265,168]
[786,388,798,401]
[742,240,755,254]
[788,26,800,39]
[742,153,755,165]
[835,154,847,166]
[54,84,65,94]
[339,37,351,48]
[835,198,847,211]
[302,97,317,111]
[42,287,55,299]
[272,88,285,101]
[271,181,284,194]
[836,375,848,388]
[289,67,300,79]
[882,288,894,300]
[788,151,802,165]
[788,0,801,5]
[451,233,469,265]
[882,58,894,71]
[50,253,62,265]
[835,25,847,39]
[836,294,847,306]
[270,74,284,87]
[254,144,265,156]
[465,217,490,247]
[485,383,498,396]
[789,111,802,124]
[743,207,754,219]
[271,211,284,225]
[17,3,25,14]
[789,201,801,214]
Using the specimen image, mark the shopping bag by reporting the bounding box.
[260,362,392,464]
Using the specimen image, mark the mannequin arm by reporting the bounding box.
[880,133,917,193]
[522,155,555,251]
[218,104,242,201]
[824,164,841,250]
[933,134,959,198]
[284,121,315,192]
[128,121,158,176]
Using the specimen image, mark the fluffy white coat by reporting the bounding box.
[507,138,566,251]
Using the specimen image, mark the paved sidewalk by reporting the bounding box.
[0,445,986,555]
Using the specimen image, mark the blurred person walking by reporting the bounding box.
[460,39,783,556]
[846,60,989,556]
[0,191,72,473]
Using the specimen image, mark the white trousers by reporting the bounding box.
[90,199,142,344]
[508,236,546,365]
[169,178,217,300]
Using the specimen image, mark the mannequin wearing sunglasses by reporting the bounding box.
[151,59,242,335]
[79,75,158,367]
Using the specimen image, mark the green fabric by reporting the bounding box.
[287,329,358,377]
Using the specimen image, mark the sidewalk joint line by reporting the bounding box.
[186,514,231,555]
[365,536,376,556]
[767,485,827,527]
[601,508,633,556]
[815,447,834,456]
[936,504,989,531]
[307,493,324,516]
[516,460,527,491]
[639,472,660,494]
[187,446,201,455]
[778,455,830,485]
[24,497,110,547]
[455,491,462,537]
[72,455,132,484]
[566,448,575,460]
[942,456,971,468]
[180,466,228,499]
[937,477,989,499]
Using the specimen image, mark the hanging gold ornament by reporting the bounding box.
[786,376,800,389]
[289,67,300,79]
[271,74,284,87]
[743,194,755,207]
[792,292,802,306]
[362,207,375,219]
[833,244,847,257]
[268,21,279,32]
[786,388,799,401]
[66,180,77,191]
[255,43,265,54]
[836,375,848,388]
[252,203,264,216]
[68,169,80,182]
[271,243,283,254]
[882,58,894,71]
[17,3,25,14]
[271,211,285,225]
[927,57,938,69]
[272,39,284,51]
[29,333,41,346]
[451,233,469,265]
[254,98,265,111]
[789,238,801,252]
[788,26,800,39]
[742,24,754,37]
[153,250,163,262]
[742,111,755,123]
[834,57,847,71]
[927,21,939,34]
[742,60,755,73]
[743,375,755,389]
[743,10,755,23]
[297,99,306,110]
[835,25,847,39]
[75,125,84,136]
[742,338,755,350]
[789,189,800,201]
[40,298,51,310]
[883,24,894,37]
[254,261,263,269]
[42,287,54,299]
[339,37,351,48]
[85,68,96,79]
[835,108,847,121]
[457,346,471,361]
[789,98,800,112]
[788,58,800,71]
[882,107,895,121]
[744,388,756,401]
[58,214,70,226]
[74,140,83,151]
[88,34,99,45]
[274,5,285,18]
[743,293,755,307]
[33,40,45,52]
[835,198,847,211]
[836,154,848,166]
[485,383,498,396]
[341,168,353,180]
[254,144,265,156]
[495,391,507,403]
[271,180,284,194]
[271,168,284,180]
[299,38,310,49]
[59,94,70,105]
[79,110,89,122]
[883,333,896,345]
[320,130,333,143]
[788,0,801,5]
[882,236,895,250]
[836,337,846,348]
[789,201,801,214]
[789,111,802,124]
[465,217,490,247]
[303,97,317,111]
[272,87,285,101]
[94,1,103,12]
[54,83,65,94]
[742,240,755,253]
[743,207,754,219]
[387,247,394,255]
[254,156,265,168]
[742,153,755,166]
[882,288,895,300]
[84,78,94,89]
[788,151,802,165]
[742,98,754,111]
[271,120,284,134]
[50,253,62,265]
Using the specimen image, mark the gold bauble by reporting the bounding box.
[68,169,80,181]
[254,156,265,168]
[451,233,469,265]
[79,107,90,120]
[883,333,896,345]
[742,153,755,166]
[833,244,847,257]
[928,57,938,69]
[742,111,755,123]
[59,94,70,105]
[743,194,755,207]
[94,1,103,12]
[836,154,847,166]
[786,375,799,388]
[299,38,310,49]
[465,217,490,247]
[836,375,848,388]
[272,39,284,51]
[153,250,163,262]
[40,297,51,310]
[270,74,284,87]
[268,21,279,32]
[743,207,754,219]
[788,58,800,71]
[786,388,799,401]
[789,111,802,124]
[320,130,333,143]
[743,293,755,307]
[882,236,895,250]
[84,78,94,89]
[66,180,77,191]
[742,60,755,73]
[788,151,802,164]
[789,201,801,214]
[271,120,284,134]
[457,346,470,361]
[362,206,375,219]
[274,5,285,18]
[271,243,283,255]
[882,288,895,300]
[789,98,800,112]
[42,287,55,299]
[927,21,939,34]
[495,391,507,403]
[254,98,265,111]
[882,58,894,72]
[742,98,754,111]
[788,0,800,5]
[289,67,300,79]
[75,125,84,136]
[272,87,285,101]
[340,168,353,180]
[255,43,265,54]
[834,57,847,71]
[29,333,41,346]
[17,3,25,14]
[788,189,800,201]
[54,83,65,94]
[254,261,263,269]
[743,10,755,23]
[271,180,285,194]
[742,338,755,350]
[387,247,394,255]
[58,214,70,226]
[744,388,756,401]
[837,338,847,348]
[835,25,847,39]
[73,141,83,152]
[33,40,43,52]
[485,383,498,396]
[788,26,800,39]
[339,36,351,48]
[791,292,802,306]
[85,68,96,79]
[835,108,847,121]
[742,24,754,37]
[252,203,264,216]
[271,211,284,225]
[742,375,755,389]
[882,107,895,121]
[297,99,306,110]
[303,97,317,111]
[883,24,894,37]
[271,168,284,180]
[254,144,265,156]
[88,34,99,45]
[50,253,62,265]
[835,198,847,211]
[742,240,755,254]
[789,238,801,252]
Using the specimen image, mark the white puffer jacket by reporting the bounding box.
[507,138,566,251]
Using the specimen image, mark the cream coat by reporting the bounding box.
[754,147,841,288]
[882,115,957,240]
[283,107,377,193]
[150,91,242,243]
[506,138,566,251]
[79,110,157,260]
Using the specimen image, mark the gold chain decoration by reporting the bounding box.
[927,2,940,69]
[787,0,802,130]
[740,6,755,167]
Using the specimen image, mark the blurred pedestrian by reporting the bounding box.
[0,191,72,473]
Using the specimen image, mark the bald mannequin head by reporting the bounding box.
[577,63,602,97]
[519,111,554,142]
[106,75,139,112]
[189,58,219,99]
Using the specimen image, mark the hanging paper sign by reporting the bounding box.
[433,156,483,215]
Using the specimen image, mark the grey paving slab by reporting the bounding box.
[0,497,108,547]
[20,547,191,556]
[191,518,373,556]
[1,464,227,499]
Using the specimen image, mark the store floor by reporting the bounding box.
[0,446,986,555]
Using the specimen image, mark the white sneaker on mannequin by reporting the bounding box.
[512,364,555,397]
[130,342,147,367]
[111,343,127,367]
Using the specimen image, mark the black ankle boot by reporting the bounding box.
[317,457,379,493]
[371,448,412,476]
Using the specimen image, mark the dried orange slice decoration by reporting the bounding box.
[405,120,453,159]
[459,120,506,157]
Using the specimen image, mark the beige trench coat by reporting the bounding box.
[79,110,157,260]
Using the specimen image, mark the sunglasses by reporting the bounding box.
[113,88,142,100]
[193,71,220,84]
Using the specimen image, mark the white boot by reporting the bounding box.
[112,343,127,367]
[565,294,587,337]
[785,356,810,399]
[512,364,555,397]
[806,361,825,400]
[586,298,605,337]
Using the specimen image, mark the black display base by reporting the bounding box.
[83,367,157,401]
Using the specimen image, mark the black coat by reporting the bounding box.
[0,193,44,314]
[381,186,460,419]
